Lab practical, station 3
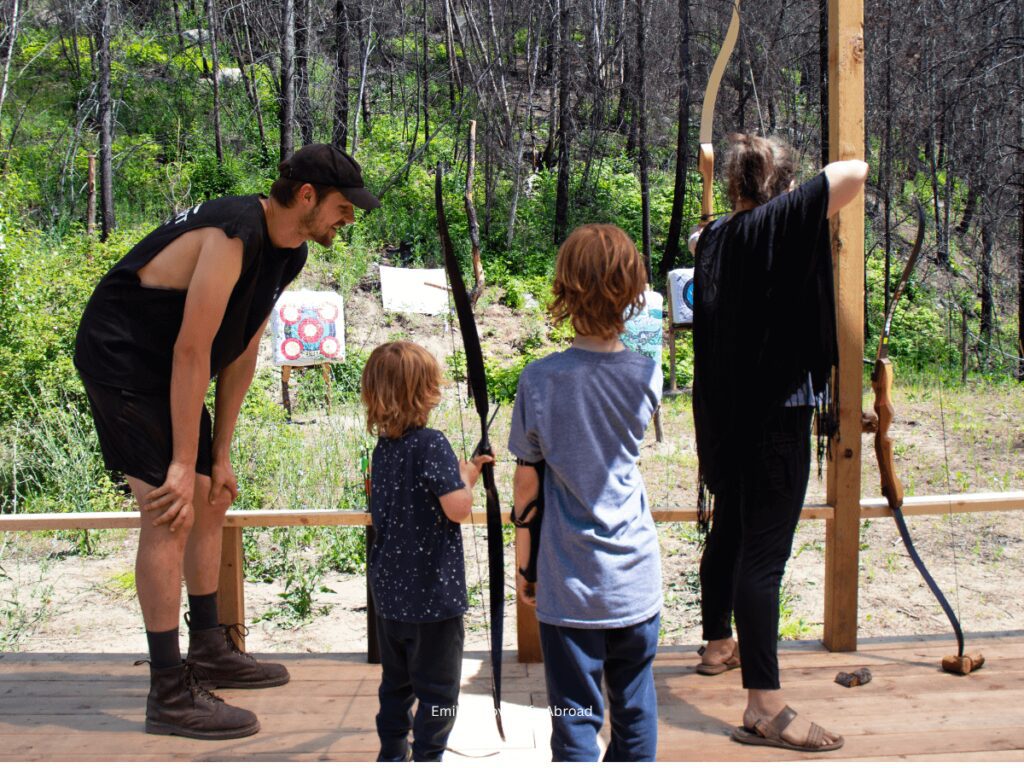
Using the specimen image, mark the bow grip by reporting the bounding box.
[871,358,904,509]
[699,143,715,222]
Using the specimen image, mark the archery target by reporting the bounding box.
[621,289,664,366]
[272,290,346,366]
[668,268,696,326]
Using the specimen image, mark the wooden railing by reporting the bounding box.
[2,491,1022,663]
[4,495,1019,663]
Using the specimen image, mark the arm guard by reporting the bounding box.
[510,459,545,584]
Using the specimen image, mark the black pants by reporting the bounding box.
[699,406,812,691]
[375,614,464,762]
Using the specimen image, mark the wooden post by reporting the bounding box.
[218,527,246,650]
[823,0,865,653]
[321,363,332,415]
[281,365,292,418]
[514,532,542,663]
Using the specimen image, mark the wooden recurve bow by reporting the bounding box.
[870,200,982,675]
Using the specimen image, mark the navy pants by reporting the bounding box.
[699,406,812,690]
[375,614,464,762]
[538,613,660,762]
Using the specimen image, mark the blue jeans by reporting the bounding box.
[375,614,464,762]
[539,613,660,762]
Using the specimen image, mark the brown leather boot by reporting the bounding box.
[186,622,290,689]
[144,662,260,739]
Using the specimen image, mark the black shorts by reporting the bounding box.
[80,374,213,488]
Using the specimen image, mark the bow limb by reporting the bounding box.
[436,166,506,739]
[698,0,741,222]
[871,201,970,665]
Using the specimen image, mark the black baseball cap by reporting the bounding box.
[278,144,381,210]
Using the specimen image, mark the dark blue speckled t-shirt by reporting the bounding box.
[368,428,468,622]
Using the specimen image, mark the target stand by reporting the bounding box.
[664,268,695,398]
[281,363,333,419]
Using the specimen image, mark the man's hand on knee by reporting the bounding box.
[146,461,197,532]
[209,459,239,510]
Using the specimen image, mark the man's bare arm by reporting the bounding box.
[207,315,268,506]
[145,229,242,529]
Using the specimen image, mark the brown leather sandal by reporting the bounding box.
[695,644,741,675]
[731,705,844,752]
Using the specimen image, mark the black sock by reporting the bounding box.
[147,628,181,669]
[187,591,220,631]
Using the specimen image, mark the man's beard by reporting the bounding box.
[300,205,334,247]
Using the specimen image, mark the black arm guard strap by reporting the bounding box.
[510,459,545,584]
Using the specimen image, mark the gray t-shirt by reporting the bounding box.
[507,346,663,629]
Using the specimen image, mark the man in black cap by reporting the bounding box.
[74,145,380,739]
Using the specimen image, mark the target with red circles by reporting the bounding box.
[280,338,304,360]
[279,304,301,324]
[297,317,324,343]
[272,291,345,366]
[319,336,341,358]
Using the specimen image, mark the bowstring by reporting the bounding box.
[936,268,965,637]
[444,272,493,667]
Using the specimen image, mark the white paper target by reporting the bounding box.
[379,265,449,315]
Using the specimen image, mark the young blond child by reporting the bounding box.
[360,340,491,762]
[509,224,663,761]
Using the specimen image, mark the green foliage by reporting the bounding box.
[187,151,246,200]
[485,355,533,404]
[865,243,957,371]
[0,212,147,422]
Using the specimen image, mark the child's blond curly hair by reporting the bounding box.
[360,341,443,438]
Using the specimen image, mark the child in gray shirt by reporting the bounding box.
[508,223,662,761]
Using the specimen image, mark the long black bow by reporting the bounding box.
[435,166,506,738]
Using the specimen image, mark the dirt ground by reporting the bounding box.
[3,268,1022,656]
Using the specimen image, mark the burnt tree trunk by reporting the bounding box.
[295,0,314,145]
[96,0,115,239]
[205,0,224,162]
[553,0,571,244]
[660,0,691,278]
[279,0,296,160]
[980,216,994,357]
[333,0,350,149]
[635,0,651,280]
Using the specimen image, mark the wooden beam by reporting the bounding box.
[823,0,867,653]
[217,527,246,649]
[860,492,1024,518]
[5,493,1024,533]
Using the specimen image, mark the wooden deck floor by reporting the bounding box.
[2,632,1023,761]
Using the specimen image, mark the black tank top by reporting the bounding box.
[74,195,307,393]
